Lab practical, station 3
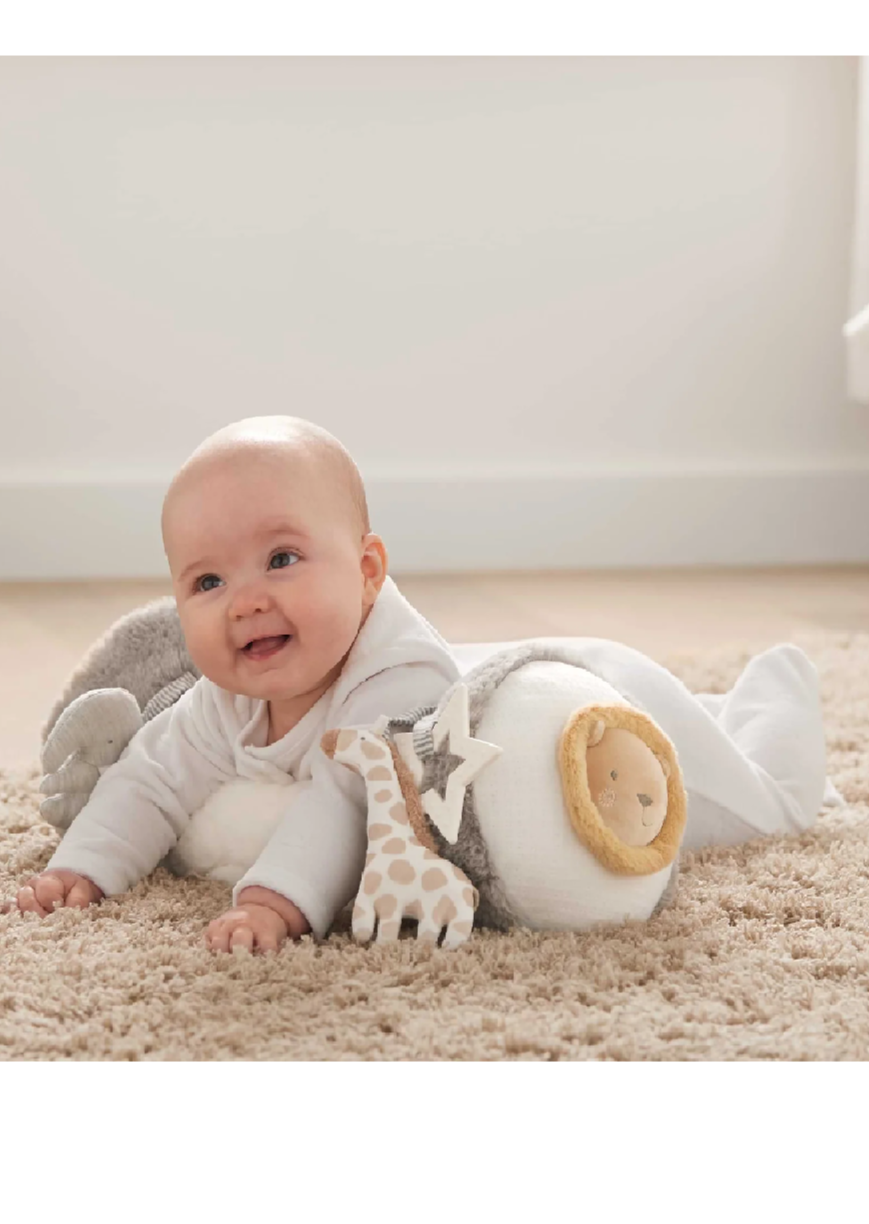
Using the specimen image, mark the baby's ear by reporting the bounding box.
[360,533,388,598]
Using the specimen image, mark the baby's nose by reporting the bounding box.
[638,793,652,808]
[229,583,272,617]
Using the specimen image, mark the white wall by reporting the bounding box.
[0,56,866,576]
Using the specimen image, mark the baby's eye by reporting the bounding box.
[195,574,223,593]
[610,770,618,780]
[270,550,300,570]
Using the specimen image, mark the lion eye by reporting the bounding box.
[610,770,618,780]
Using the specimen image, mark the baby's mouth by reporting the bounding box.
[243,634,292,660]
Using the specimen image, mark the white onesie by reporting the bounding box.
[45,576,460,938]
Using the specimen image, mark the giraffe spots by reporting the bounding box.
[368,823,391,840]
[452,919,473,937]
[365,852,376,867]
[336,729,358,752]
[374,789,393,803]
[408,835,421,848]
[320,729,340,758]
[405,899,423,920]
[389,801,409,825]
[388,860,415,886]
[362,871,382,896]
[382,837,406,855]
[374,893,397,918]
[462,887,476,908]
[451,863,467,881]
[367,766,392,782]
[422,868,448,891]
[433,895,457,926]
[361,739,388,760]
[423,849,440,860]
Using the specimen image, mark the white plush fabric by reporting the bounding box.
[472,661,674,930]
[171,778,299,887]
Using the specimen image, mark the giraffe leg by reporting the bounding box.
[415,912,445,946]
[441,910,475,950]
[351,895,376,945]
[375,916,402,944]
[373,893,402,944]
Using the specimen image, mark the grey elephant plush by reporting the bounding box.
[39,598,199,829]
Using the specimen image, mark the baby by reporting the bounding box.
[9,415,460,952]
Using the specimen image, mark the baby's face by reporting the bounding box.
[164,452,379,704]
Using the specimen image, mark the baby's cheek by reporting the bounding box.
[307,592,363,650]
[180,613,225,677]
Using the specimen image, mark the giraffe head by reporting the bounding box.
[321,726,390,770]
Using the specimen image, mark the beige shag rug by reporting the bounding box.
[2,630,868,1061]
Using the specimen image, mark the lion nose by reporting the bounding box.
[638,793,652,808]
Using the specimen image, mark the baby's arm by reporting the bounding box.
[14,680,236,912]
[212,662,455,952]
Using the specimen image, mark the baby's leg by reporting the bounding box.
[452,635,837,853]
[682,644,830,851]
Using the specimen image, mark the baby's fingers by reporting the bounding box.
[16,883,50,917]
[205,914,247,954]
[65,879,94,908]
[253,926,281,955]
[205,919,231,953]
[229,925,254,954]
[34,874,68,913]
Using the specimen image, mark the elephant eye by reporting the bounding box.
[610,770,618,780]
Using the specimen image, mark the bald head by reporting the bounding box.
[162,415,370,544]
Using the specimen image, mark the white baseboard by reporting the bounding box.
[2,462,869,579]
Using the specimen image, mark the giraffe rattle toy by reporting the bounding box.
[320,724,480,947]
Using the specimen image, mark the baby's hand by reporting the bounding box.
[205,903,289,954]
[3,869,104,916]
[205,886,310,955]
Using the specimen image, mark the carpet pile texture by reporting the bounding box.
[1,630,868,1060]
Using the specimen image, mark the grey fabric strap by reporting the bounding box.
[142,672,198,722]
[384,705,439,760]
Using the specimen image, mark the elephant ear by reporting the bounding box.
[41,688,143,774]
[40,595,196,745]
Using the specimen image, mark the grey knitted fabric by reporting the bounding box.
[446,639,653,736]
[41,597,199,742]
[142,672,199,722]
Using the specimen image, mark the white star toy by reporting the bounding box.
[421,684,503,844]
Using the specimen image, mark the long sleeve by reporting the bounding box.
[46,679,239,897]
[232,661,455,938]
